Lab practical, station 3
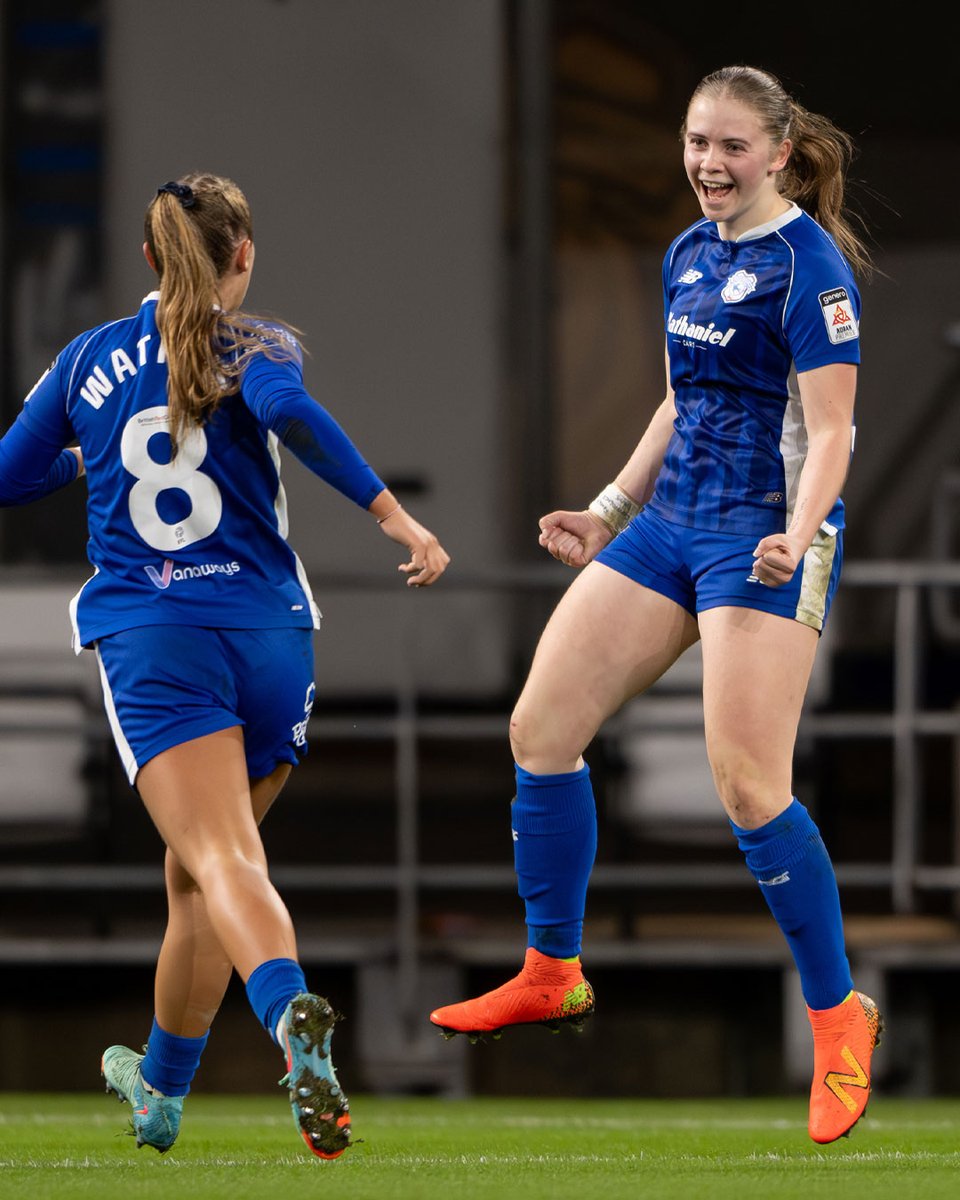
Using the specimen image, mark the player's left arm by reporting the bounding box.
[243,353,450,587]
[751,361,856,587]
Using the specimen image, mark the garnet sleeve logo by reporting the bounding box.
[818,287,859,344]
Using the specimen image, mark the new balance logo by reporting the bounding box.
[759,871,790,886]
[562,982,590,1013]
[824,1045,868,1113]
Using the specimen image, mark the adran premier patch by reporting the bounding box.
[818,287,859,344]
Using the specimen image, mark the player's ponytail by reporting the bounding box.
[782,103,872,280]
[686,66,873,279]
[144,173,299,451]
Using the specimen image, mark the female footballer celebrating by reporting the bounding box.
[430,65,880,1145]
[0,172,449,1157]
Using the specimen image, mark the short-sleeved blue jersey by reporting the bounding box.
[6,293,385,650]
[647,204,860,537]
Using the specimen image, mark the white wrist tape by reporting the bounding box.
[588,482,641,534]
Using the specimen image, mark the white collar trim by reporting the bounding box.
[735,202,802,243]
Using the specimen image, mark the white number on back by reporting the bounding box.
[121,406,222,551]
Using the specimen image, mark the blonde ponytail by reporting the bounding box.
[144,173,299,450]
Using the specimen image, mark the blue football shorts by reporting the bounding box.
[94,625,316,784]
[594,505,842,632]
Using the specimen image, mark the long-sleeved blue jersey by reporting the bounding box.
[0,293,385,650]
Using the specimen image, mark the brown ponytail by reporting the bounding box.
[144,172,299,449]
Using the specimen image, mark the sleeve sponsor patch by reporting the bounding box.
[818,287,859,344]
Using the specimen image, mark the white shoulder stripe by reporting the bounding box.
[65,315,139,396]
[775,231,797,336]
[667,220,711,270]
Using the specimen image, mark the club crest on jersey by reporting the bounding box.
[819,287,859,344]
[677,268,703,284]
[721,270,758,304]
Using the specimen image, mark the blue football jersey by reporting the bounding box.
[10,293,384,650]
[647,204,860,536]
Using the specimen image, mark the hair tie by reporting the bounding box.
[157,181,196,209]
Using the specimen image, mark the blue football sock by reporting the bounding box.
[731,797,853,1010]
[140,1017,209,1097]
[512,763,598,959]
[245,957,308,1045]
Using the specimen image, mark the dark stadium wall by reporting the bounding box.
[104,0,513,698]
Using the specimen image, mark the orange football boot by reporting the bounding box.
[430,947,594,1038]
[807,990,883,1144]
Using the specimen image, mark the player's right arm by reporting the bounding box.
[0,358,83,506]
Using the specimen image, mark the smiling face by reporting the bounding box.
[683,93,792,239]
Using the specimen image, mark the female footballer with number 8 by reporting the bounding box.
[0,172,449,1157]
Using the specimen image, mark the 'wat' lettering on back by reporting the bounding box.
[80,335,167,409]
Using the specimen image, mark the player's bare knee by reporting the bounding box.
[715,770,792,830]
[509,706,558,766]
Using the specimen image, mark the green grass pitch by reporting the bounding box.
[2,1093,960,1200]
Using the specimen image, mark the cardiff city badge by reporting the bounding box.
[721,270,758,304]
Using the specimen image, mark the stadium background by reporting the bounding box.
[2,0,960,1103]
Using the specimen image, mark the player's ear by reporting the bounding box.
[770,138,792,175]
[142,242,159,273]
[236,238,254,273]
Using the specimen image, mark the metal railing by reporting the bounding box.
[2,560,960,1026]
